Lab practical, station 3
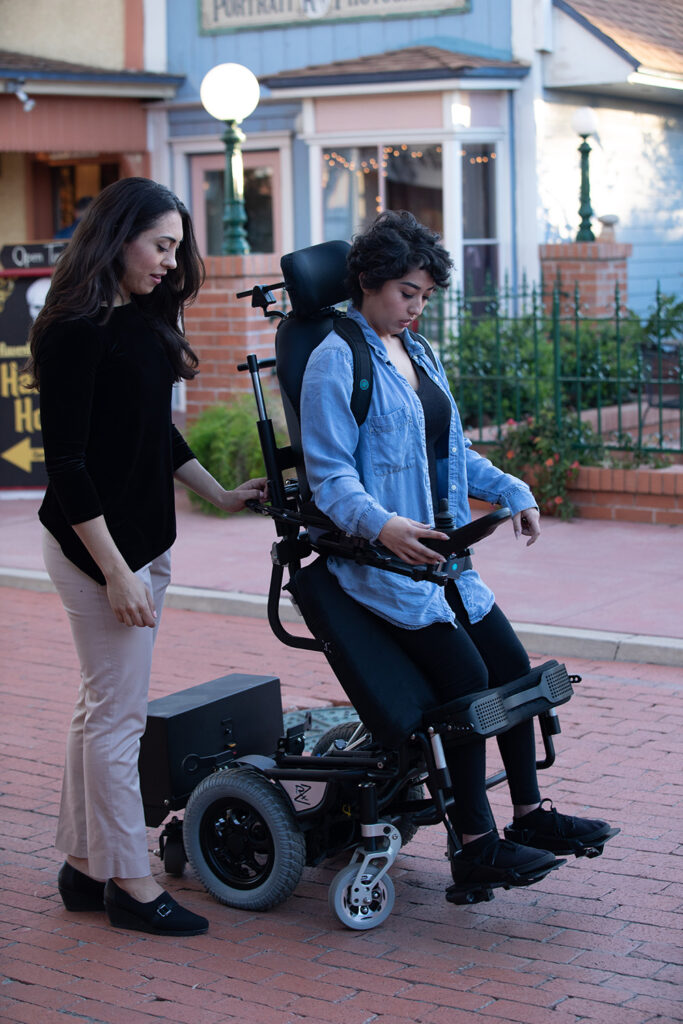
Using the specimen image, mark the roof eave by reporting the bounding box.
[548,68,683,106]
[262,67,528,96]
[0,67,184,100]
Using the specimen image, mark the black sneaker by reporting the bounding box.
[446,830,563,905]
[504,799,619,858]
[104,880,209,936]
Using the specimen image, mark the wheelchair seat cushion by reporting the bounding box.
[290,557,441,747]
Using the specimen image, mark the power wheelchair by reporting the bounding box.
[139,240,616,930]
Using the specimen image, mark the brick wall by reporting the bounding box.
[470,464,683,524]
[539,241,632,317]
[568,465,683,524]
[183,254,282,425]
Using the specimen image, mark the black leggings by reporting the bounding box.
[381,584,541,835]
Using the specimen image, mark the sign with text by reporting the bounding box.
[0,272,49,489]
[201,0,467,32]
[1,242,66,272]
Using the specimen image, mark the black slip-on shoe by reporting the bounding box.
[103,879,209,936]
[57,862,106,912]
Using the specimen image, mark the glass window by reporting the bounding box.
[204,166,274,255]
[322,144,443,240]
[461,144,497,294]
[322,147,379,241]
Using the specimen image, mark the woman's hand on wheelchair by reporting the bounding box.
[378,516,449,565]
[513,506,541,546]
[219,477,269,514]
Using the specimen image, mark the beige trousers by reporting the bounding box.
[43,528,171,880]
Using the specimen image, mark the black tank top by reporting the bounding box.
[415,362,451,514]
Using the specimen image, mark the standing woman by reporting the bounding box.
[26,177,266,935]
[300,210,614,903]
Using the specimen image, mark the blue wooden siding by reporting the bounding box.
[166,0,513,101]
[539,94,683,315]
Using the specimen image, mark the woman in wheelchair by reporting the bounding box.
[300,210,614,902]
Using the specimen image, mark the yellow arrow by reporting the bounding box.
[1,436,44,473]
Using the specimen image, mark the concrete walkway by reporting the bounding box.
[2,489,682,665]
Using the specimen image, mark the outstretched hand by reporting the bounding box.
[219,476,268,514]
[512,506,541,546]
[378,516,449,565]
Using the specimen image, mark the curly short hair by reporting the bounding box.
[346,210,453,307]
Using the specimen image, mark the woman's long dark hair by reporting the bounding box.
[25,177,205,388]
[346,209,453,308]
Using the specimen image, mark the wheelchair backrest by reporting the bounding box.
[277,240,350,502]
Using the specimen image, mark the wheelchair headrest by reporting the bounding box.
[280,240,351,318]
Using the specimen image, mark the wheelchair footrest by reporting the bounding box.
[424,660,574,742]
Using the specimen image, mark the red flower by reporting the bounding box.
[544,457,554,467]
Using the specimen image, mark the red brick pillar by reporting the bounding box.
[539,241,632,317]
[183,253,282,425]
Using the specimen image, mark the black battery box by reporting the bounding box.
[139,673,283,826]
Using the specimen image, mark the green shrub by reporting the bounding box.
[445,311,554,427]
[490,409,604,520]
[184,397,270,516]
[445,311,646,430]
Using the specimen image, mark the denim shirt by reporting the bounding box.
[300,306,537,628]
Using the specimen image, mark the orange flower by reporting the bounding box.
[554,496,563,504]
[545,457,554,467]
[506,449,515,460]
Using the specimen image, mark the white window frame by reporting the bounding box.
[168,131,295,255]
[302,105,511,296]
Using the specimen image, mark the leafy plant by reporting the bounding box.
[184,397,276,516]
[490,410,603,520]
[443,305,646,429]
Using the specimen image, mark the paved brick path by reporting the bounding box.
[1,588,682,1024]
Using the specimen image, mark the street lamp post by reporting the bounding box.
[571,106,599,243]
[200,63,260,255]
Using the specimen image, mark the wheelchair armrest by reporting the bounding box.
[422,507,511,557]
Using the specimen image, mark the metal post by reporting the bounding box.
[576,135,595,242]
[221,120,250,255]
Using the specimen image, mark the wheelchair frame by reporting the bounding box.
[142,243,604,930]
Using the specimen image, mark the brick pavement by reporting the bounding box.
[1,587,682,1024]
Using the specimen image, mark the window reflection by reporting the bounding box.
[204,166,274,254]
[462,144,497,296]
[322,144,443,239]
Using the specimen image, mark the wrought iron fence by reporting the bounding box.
[420,280,683,457]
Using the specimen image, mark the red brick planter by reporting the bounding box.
[568,464,683,524]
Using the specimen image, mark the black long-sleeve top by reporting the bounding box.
[37,302,194,584]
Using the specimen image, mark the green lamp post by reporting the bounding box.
[200,63,260,255]
[571,106,599,243]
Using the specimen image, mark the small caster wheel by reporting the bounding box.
[329,863,395,930]
[163,836,187,877]
[158,816,186,877]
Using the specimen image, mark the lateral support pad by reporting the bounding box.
[423,660,575,743]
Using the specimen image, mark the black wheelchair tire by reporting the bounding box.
[311,721,424,847]
[183,767,305,911]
